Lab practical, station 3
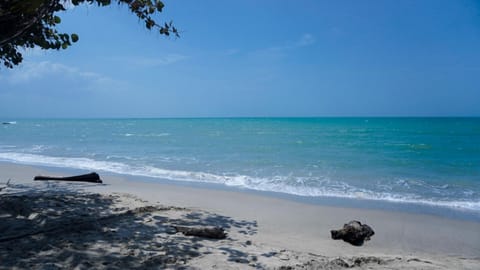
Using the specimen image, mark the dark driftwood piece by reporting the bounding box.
[34,172,102,184]
[331,220,375,246]
[173,226,227,239]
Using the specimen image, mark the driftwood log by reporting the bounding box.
[34,172,102,184]
[173,226,227,239]
[331,220,374,246]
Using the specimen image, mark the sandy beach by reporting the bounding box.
[2,0,479,268]
[1,162,479,269]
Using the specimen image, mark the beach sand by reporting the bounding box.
[1,162,479,269]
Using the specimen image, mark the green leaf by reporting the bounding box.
[156,1,164,11]
[71,34,79,42]
[54,16,61,24]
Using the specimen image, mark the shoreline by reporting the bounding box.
[1,160,479,222]
[1,162,480,260]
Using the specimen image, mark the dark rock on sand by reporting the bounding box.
[330,220,374,246]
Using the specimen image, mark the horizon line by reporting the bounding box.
[3,116,480,120]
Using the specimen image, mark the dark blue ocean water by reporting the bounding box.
[1,118,479,213]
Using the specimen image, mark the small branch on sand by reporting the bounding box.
[173,226,227,239]
[34,172,103,184]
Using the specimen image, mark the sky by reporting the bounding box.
[1,0,480,118]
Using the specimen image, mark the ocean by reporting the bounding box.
[1,118,479,215]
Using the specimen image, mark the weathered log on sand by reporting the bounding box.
[331,220,374,246]
[34,172,102,183]
[173,226,227,239]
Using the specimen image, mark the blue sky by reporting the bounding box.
[1,0,480,118]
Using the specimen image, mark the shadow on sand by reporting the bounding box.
[0,182,258,269]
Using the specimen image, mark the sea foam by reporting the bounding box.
[0,152,478,212]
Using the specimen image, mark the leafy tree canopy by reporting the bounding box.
[0,0,178,68]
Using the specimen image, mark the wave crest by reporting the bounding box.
[0,152,478,212]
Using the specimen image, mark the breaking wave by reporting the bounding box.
[0,152,478,212]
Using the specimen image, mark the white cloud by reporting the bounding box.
[248,33,316,59]
[296,33,315,47]
[263,33,316,52]
[128,53,188,68]
[5,61,68,84]
[1,61,125,92]
[4,61,107,85]
[222,49,240,56]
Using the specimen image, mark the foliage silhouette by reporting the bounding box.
[0,0,178,68]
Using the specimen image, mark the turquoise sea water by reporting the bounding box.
[1,118,479,214]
